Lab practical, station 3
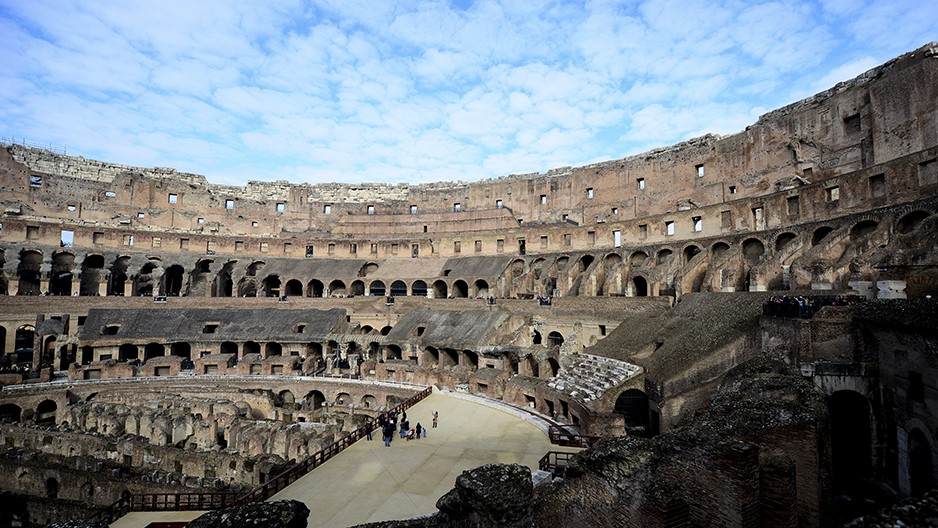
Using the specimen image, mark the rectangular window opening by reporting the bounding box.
[666,221,675,236]
[454,203,461,212]
[870,174,886,198]
[410,205,417,214]
[587,188,594,199]
[152,237,161,248]
[613,230,621,248]
[225,199,234,209]
[637,178,645,190]
[30,174,42,188]
[638,224,647,239]
[918,159,938,186]
[787,196,800,216]
[454,241,461,253]
[540,195,547,205]
[324,204,332,214]
[61,230,74,247]
[696,164,704,178]
[540,235,548,248]
[693,217,702,232]
[276,202,285,213]
[367,205,375,214]
[168,193,178,204]
[496,199,503,209]
[475,240,482,252]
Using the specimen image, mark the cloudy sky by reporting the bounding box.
[1,1,935,186]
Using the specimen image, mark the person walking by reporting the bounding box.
[432,411,438,428]
[415,423,422,439]
[383,423,393,447]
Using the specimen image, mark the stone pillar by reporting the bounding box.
[848,280,875,300]
[876,280,907,299]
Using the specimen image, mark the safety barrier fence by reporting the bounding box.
[538,451,576,478]
[547,425,601,448]
[88,385,433,524]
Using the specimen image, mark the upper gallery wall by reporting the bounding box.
[1,43,936,258]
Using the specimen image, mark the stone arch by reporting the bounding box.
[171,342,191,360]
[850,219,879,240]
[369,280,386,296]
[35,400,57,425]
[349,280,365,296]
[362,395,378,409]
[473,279,489,298]
[424,346,440,367]
[656,249,672,265]
[390,280,408,296]
[576,254,595,273]
[237,278,257,297]
[812,226,834,246]
[827,390,873,483]
[214,261,235,297]
[380,326,393,336]
[682,245,701,265]
[463,350,479,369]
[278,390,295,405]
[909,428,934,496]
[524,355,539,377]
[452,280,469,298]
[304,390,325,410]
[432,280,448,298]
[603,253,622,269]
[632,276,648,297]
[548,331,564,347]
[46,477,59,499]
[629,251,648,269]
[220,342,238,356]
[509,258,525,280]
[80,254,106,296]
[14,325,34,364]
[243,341,260,356]
[897,210,931,234]
[246,260,265,277]
[144,343,164,360]
[741,238,764,262]
[0,403,22,422]
[555,256,570,272]
[775,232,797,251]
[262,275,281,298]
[711,242,730,259]
[615,389,650,436]
[17,249,43,295]
[283,279,303,297]
[360,325,373,335]
[119,344,138,361]
[359,262,379,277]
[531,257,547,280]
[307,279,324,298]
[264,342,282,358]
[387,345,402,360]
[546,357,560,377]
[412,280,428,297]
[162,265,186,296]
[336,392,351,405]
[328,280,347,297]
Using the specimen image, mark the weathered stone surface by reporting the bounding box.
[187,499,310,528]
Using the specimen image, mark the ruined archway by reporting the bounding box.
[17,249,43,295]
[349,280,364,296]
[243,341,260,356]
[615,389,650,436]
[897,210,931,234]
[473,279,489,298]
[812,226,834,246]
[220,342,238,356]
[390,280,408,296]
[524,355,539,377]
[0,404,22,422]
[262,275,281,298]
[452,280,468,298]
[656,249,672,265]
[369,280,386,296]
[741,238,764,263]
[548,331,564,347]
[110,256,131,296]
[307,279,324,298]
[79,254,106,296]
[850,220,879,240]
[412,280,428,297]
[629,251,648,269]
[632,276,648,297]
[264,342,282,358]
[162,265,185,296]
[14,325,34,365]
[283,279,303,297]
[171,342,191,360]
[775,232,797,251]
[214,261,235,297]
[432,280,448,299]
[237,278,257,297]
[35,400,57,425]
[711,242,730,259]
[144,343,164,360]
[682,245,701,265]
[119,344,138,361]
[328,280,347,297]
[304,390,325,410]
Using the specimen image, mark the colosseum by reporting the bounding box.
[0,42,936,528]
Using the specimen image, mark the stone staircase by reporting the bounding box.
[547,354,641,403]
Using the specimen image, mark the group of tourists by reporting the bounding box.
[367,410,439,447]
[764,295,860,319]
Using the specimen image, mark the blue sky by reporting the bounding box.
[1,1,935,186]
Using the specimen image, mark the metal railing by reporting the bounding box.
[88,386,433,523]
[538,451,576,478]
[0,136,66,155]
[548,425,601,448]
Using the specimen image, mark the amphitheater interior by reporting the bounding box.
[1,42,938,528]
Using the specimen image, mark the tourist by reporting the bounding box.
[415,423,422,439]
[432,411,438,428]
[383,423,393,447]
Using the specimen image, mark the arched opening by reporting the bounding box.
[412,280,428,297]
[472,279,489,298]
[45,477,59,499]
[742,238,765,263]
[220,342,238,356]
[432,280,448,299]
[163,265,185,296]
[0,404,22,422]
[850,220,879,240]
[14,325,34,365]
[170,342,191,361]
[897,210,931,234]
[369,280,386,296]
[304,390,325,410]
[629,251,647,269]
[576,255,595,275]
[632,276,648,297]
[246,260,265,277]
[50,252,75,295]
[463,350,479,370]
[812,226,834,246]
[81,346,94,365]
[336,392,351,405]
[548,331,564,347]
[387,345,402,360]
[603,253,623,270]
[615,389,650,437]
[237,278,257,298]
[532,258,547,280]
[828,390,872,484]
[119,344,138,361]
[278,390,295,405]
[909,428,934,496]
[144,343,164,361]
[109,256,131,296]
[452,280,468,298]
[307,279,324,298]
[362,395,378,408]
[389,280,408,296]
[307,342,323,362]
[214,261,235,297]
[525,355,539,377]
[775,232,797,251]
[509,259,525,280]
[36,400,57,425]
[243,341,261,356]
[359,325,374,335]
[441,349,458,368]
[546,357,560,377]
[283,279,303,297]
[265,342,282,358]
[424,347,440,367]
[711,242,730,259]
[349,280,365,296]
[17,249,43,295]
[329,280,347,297]
[380,326,393,336]
[262,275,282,298]
[656,249,672,265]
[359,262,379,277]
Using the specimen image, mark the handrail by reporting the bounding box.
[547,425,600,448]
[87,386,432,522]
[538,451,576,477]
